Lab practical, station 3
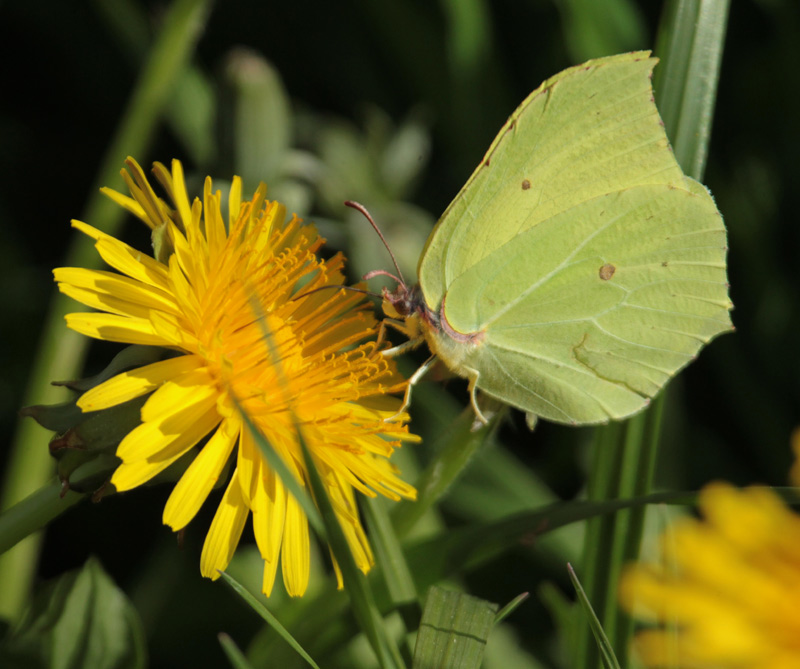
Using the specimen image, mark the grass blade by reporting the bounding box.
[494,592,529,625]
[248,290,404,669]
[363,496,418,607]
[362,495,419,663]
[231,396,323,537]
[218,633,256,669]
[218,571,322,669]
[654,0,731,178]
[567,564,621,669]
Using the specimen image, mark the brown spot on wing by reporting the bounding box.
[599,263,616,280]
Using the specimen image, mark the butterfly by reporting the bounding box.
[361,51,733,426]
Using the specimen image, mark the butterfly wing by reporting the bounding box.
[419,51,686,311]
[417,52,732,424]
[441,181,731,424]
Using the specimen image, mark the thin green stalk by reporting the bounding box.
[574,404,662,668]
[0,0,214,621]
[597,399,663,664]
[391,407,501,538]
[363,496,419,664]
[298,436,406,669]
[218,572,322,669]
[573,420,626,666]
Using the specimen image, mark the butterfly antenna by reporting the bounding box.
[292,284,382,302]
[364,269,404,284]
[344,200,407,286]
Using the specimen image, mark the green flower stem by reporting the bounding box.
[0,448,129,557]
[0,0,213,621]
[0,481,85,558]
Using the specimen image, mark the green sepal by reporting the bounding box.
[53,345,169,394]
[21,346,176,492]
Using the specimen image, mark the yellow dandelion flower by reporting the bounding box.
[54,157,418,597]
[619,483,800,668]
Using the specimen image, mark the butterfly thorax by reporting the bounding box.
[382,282,485,375]
[421,292,485,371]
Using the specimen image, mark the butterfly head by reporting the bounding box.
[381,281,424,319]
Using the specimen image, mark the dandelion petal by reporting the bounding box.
[163,418,238,531]
[200,471,249,580]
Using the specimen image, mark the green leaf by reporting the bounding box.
[0,557,146,669]
[568,564,621,669]
[218,572,321,669]
[412,586,498,669]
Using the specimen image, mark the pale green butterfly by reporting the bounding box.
[360,51,733,426]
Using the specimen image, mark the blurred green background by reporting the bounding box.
[1,0,798,667]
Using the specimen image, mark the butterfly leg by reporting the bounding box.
[378,316,425,357]
[466,369,490,426]
[377,318,426,357]
[384,353,437,422]
[382,338,425,358]
[376,318,405,347]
